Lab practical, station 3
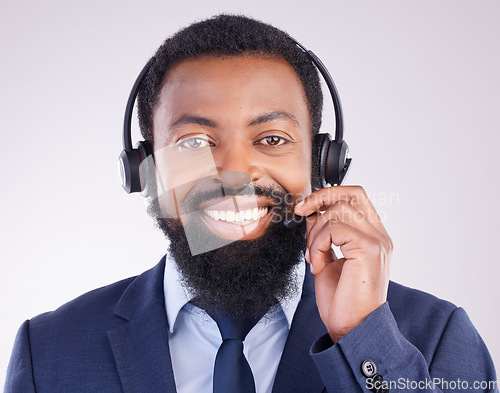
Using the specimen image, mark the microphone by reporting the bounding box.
[283,212,317,229]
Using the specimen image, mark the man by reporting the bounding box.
[5,14,497,393]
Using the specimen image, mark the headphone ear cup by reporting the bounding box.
[312,133,351,189]
[119,149,142,194]
[326,140,350,186]
[136,140,156,197]
[311,133,330,191]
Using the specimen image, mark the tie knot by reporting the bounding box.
[209,311,261,341]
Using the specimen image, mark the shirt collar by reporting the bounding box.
[163,253,306,333]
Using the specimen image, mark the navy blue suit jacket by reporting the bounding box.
[5,257,498,392]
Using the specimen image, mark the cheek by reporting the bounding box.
[266,148,312,202]
[153,145,219,217]
[155,149,218,186]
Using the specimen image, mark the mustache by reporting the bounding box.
[182,184,289,213]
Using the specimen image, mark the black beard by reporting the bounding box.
[148,185,307,319]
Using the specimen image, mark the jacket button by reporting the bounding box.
[361,359,377,377]
[367,373,384,393]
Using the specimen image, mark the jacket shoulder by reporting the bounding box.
[10,259,167,391]
[388,280,457,318]
[17,275,140,390]
[387,281,459,363]
[31,275,136,330]
[30,256,166,331]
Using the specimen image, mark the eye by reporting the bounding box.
[177,136,214,150]
[256,135,289,147]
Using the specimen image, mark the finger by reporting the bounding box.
[295,185,389,238]
[305,245,337,272]
[308,219,379,275]
[305,212,321,250]
[308,219,343,274]
[304,200,373,250]
[295,186,370,215]
[307,200,389,251]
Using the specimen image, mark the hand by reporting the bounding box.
[294,186,393,342]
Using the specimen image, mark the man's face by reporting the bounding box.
[152,55,312,237]
[149,55,312,317]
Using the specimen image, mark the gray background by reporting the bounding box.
[1,0,499,387]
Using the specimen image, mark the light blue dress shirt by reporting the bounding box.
[163,254,306,393]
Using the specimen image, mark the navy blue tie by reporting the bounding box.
[210,311,261,393]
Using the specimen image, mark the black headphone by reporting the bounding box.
[119,38,352,194]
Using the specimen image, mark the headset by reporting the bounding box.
[118,37,352,195]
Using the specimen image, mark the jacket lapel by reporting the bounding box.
[107,257,177,393]
[272,264,326,393]
[106,257,326,393]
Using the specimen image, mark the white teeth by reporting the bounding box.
[226,211,236,222]
[252,207,259,220]
[204,207,268,223]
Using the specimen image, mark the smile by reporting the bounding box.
[203,207,268,224]
[198,197,274,240]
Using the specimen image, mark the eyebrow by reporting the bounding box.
[169,111,300,130]
[248,111,300,127]
[170,115,218,129]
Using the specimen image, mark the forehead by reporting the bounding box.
[153,55,310,133]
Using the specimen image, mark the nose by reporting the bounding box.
[219,171,252,192]
[214,142,264,191]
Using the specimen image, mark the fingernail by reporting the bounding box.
[309,263,315,274]
[305,248,309,261]
[295,200,305,213]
